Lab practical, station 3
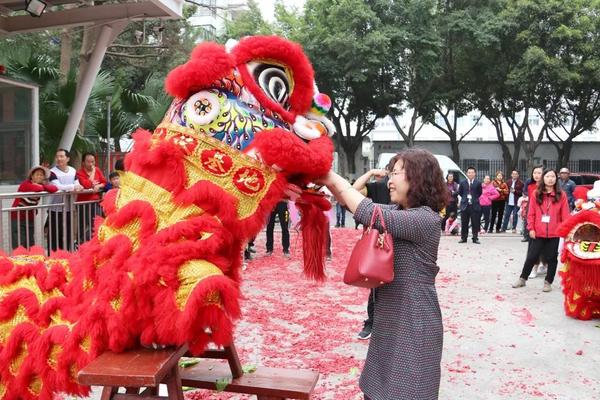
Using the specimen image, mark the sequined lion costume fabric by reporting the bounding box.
[557,180,600,320]
[0,36,334,399]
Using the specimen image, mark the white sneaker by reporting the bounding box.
[512,278,526,288]
[538,264,548,275]
[529,266,538,279]
[542,281,552,292]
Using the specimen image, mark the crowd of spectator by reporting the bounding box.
[9,149,124,251]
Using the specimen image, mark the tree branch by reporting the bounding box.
[106,51,162,59]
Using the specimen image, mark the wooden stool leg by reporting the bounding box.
[140,387,158,395]
[125,387,139,394]
[224,344,243,379]
[165,366,184,400]
[100,387,117,400]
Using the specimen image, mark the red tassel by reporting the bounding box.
[295,190,331,281]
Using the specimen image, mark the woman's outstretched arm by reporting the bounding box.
[320,171,367,214]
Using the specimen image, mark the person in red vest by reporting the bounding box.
[11,166,58,249]
[76,152,106,242]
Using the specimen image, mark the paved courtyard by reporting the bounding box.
[80,229,599,400]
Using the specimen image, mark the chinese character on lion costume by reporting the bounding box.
[0,36,334,399]
[557,180,600,320]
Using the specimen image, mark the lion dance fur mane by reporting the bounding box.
[0,36,334,399]
[557,181,600,320]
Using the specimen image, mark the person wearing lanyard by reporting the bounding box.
[512,168,570,292]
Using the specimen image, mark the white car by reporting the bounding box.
[376,153,467,182]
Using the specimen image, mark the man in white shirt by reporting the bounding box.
[47,148,82,251]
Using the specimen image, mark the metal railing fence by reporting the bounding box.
[0,190,102,255]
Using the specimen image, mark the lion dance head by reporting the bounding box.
[557,180,600,320]
[0,36,334,399]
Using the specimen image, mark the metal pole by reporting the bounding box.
[106,96,112,178]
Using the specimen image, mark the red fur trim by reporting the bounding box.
[253,129,334,181]
[233,36,315,121]
[557,209,600,237]
[296,191,331,281]
[165,42,234,99]
[126,129,188,194]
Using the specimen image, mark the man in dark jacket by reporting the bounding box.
[558,168,576,210]
[501,170,525,232]
[458,166,483,244]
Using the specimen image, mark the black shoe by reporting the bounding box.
[283,250,290,258]
[472,239,481,244]
[266,251,273,256]
[358,325,372,340]
[521,238,529,242]
[458,239,467,243]
[248,245,256,253]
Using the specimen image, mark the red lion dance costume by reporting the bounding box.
[557,180,600,320]
[0,36,334,399]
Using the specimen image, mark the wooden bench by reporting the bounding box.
[78,343,319,400]
[78,345,188,399]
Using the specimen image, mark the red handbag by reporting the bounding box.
[344,206,394,288]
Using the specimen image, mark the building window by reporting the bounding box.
[200,24,216,41]
[195,0,217,17]
[0,82,33,185]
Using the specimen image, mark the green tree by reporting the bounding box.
[417,0,498,163]
[535,0,600,166]
[291,0,403,175]
[221,0,273,41]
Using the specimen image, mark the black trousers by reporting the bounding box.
[481,205,491,232]
[519,237,560,283]
[460,205,480,241]
[47,211,74,251]
[490,200,505,231]
[266,202,290,253]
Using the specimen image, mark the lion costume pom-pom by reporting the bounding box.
[0,36,334,399]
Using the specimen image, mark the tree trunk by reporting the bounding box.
[558,139,574,167]
[76,1,97,137]
[340,140,361,176]
[59,28,73,84]
[450,137,460,164]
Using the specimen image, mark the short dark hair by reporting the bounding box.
[388,148,447,212]
[82,152,95,162]
[114,159,125,171]
[109,172,120,180]
[56,148,70,158]
[467,166,476,172]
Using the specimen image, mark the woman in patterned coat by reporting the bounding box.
[319,148,447,400]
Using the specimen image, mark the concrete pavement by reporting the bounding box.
[77,231,600,399]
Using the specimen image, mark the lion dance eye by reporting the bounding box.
[183,91,221,128]
[249,63,291,109]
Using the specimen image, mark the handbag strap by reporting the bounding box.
[369,205,388,233]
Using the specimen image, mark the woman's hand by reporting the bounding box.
[370,169,388,178]
[283,183,303,201]
[529,230,536,239]
[313,170,336,187]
